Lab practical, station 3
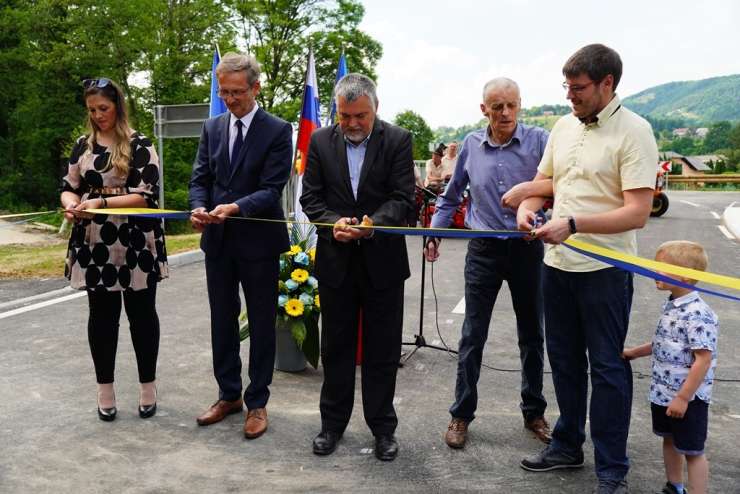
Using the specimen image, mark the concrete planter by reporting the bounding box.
[274,319,306,372]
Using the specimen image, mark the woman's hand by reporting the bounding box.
[63,201,80,222]
[73,198,104,220]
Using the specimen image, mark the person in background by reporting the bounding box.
[441,140,458,180]
[424,143,447,193]
[61,77,167,421]
[425,77,552,450]
[623,241,717,494]
[517,44,658,494]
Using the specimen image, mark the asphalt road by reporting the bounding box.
[0,191,738,493]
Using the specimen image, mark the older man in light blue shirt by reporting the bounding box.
[426,77,553,449]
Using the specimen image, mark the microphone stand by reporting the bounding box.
[400,185,458,366]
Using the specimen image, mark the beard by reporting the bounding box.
[343,128,370,143]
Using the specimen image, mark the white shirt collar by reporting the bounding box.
[668,290,700,307]
[229,104,259,134]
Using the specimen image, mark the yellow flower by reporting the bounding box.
[308,247,316,262]
[314,294,320,308]
[291,268,309,283]
[287,245,302,256]
[285,298,304,317]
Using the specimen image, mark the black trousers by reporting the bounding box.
[87,285,159,384]
[205,244,279,409]
[450,238,546,422]
[319,246,404,436]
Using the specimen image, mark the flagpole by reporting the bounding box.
[287,48,313,217]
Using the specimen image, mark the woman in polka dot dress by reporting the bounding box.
[60,78,168,422]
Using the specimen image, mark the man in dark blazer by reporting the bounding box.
[189,52,292,439]
[300,73,415,461]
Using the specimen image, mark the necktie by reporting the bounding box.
[231,119,243,169]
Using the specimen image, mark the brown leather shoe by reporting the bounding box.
[244,408,268,439]
[524,416,552,444]
[196,399,243,426]
[444,418,468,449]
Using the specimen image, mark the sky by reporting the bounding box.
[358,0,740,129]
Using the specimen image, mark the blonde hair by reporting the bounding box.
[83,79,132,178]
[656,240,708,283]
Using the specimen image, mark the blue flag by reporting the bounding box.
[209,48,227,118]
[325,53,348,126]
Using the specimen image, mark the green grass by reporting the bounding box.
[0,232,201,280]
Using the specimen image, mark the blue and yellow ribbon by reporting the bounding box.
[53,207,740,301]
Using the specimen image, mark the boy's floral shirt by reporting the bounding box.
[650,291,718,405]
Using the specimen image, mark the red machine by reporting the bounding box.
[651,161,671,217]
[415,185,468,228]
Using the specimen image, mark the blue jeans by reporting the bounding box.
[544,266,634,481]
[450,238,546,422]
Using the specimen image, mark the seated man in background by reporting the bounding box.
[424,143,447,193]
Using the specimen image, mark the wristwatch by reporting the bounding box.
[567,216,577,234]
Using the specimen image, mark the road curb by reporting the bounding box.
[0,249,203,313]
[168,248,204,267]
[722,203,740,240]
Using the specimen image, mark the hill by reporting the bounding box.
[622,74,740,122]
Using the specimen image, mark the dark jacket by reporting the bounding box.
[189,108,292,259]
[300,119,415,289]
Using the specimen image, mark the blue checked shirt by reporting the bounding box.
[430,123,548,230]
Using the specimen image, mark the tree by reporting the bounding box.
[702,121,732,153]
[0,0,235,212]
[393,110,433,160]
[232,0,381,121]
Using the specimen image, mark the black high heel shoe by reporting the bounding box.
[138,385,157,419]
[97,392,117,422]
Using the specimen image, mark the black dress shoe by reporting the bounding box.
[97,406,117,422]
[139,402,157,419]
[374,434,399,461]
[313,430,342,455]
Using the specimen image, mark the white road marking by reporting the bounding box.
[360,448,373,454]
[718,225,735,240]
[432,339,441,346]
[711,211,720,220]
[0,291,86,320]
[0,286,73,311]
[452,297,465,314]
[680,200,701,207]
[728,414,740,419]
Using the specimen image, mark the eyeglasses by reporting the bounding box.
[217,88,250,99]
[561,80,597,93]
[83,78,111,89]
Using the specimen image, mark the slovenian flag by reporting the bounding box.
[325,52,348,127]
[209,47,227,118]
[295,49,321,175]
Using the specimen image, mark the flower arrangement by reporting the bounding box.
[240,222,320,368]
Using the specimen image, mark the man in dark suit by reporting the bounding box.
[300,73,415,461]
[189,52,292,439]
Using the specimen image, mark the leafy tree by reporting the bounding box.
[393,110,433,160]
[702,121,732,152]
[232,0,381,121]
[0,0,381,213]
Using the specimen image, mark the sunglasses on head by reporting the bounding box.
[83,78,111,89]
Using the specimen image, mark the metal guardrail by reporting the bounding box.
[668,174,740,184]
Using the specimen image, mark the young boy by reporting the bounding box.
[623,241,718,494]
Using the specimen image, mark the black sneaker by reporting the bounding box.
[594,479,628,494]
[658,482,686,494]
[520,445,584,472]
